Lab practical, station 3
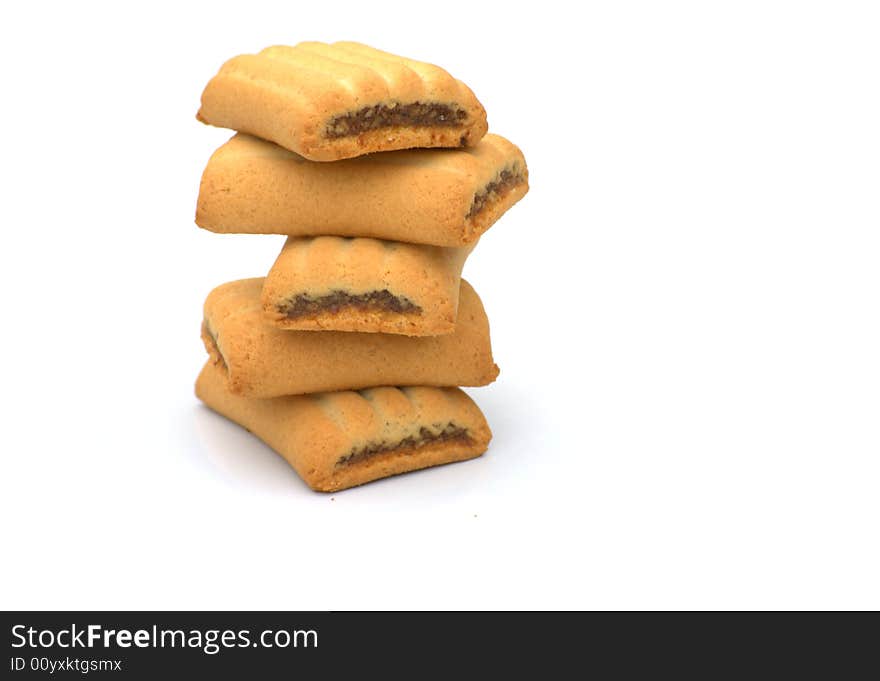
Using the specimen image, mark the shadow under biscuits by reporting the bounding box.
[192,403,307,494]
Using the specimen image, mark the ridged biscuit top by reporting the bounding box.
[311,385,486,452]
[268,383,491,469]
[266,235,472,294]
[213,41,483,123]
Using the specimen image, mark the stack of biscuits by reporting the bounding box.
[193,41,529,492]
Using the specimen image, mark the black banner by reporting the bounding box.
[1,611,875,677]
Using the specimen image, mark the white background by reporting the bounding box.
[1,1,878,610]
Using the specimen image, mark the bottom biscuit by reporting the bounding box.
[195,361,491,492]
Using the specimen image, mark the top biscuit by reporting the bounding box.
[197,41,489,161]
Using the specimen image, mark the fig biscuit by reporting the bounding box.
[195,361,491,492]
[196,41,488,161]
[202,278,498,398]
[262,236,474,336]
[196,132,528,246]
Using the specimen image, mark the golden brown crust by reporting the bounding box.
[195,361,491,492]
[196,41,488,161]
[202,278,499,398]
[195,132,528,247]
[261,236,474,335]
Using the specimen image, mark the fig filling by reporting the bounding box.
[280,289,421,319]
[325,102,468,138]
[202,322,227,371]
[336,423,471,467]
[467,167,525,219]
